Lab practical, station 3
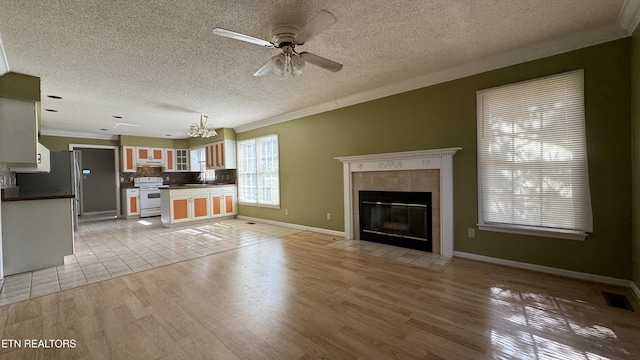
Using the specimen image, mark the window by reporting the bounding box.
[237,134,279,207]
[476,70,593,240]
[189,147,215,180]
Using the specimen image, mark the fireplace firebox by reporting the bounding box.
[359,191,432,252]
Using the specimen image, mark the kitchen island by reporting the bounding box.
[1,194,74,275]
[160,184,237,227]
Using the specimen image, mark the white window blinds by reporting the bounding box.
[237,134,280,206]
[477,70,593,238]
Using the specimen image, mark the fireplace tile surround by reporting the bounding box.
[336,148,461,257]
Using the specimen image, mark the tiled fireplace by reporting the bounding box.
[336,148,461,257]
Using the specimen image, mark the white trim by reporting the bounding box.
[477,224,587,241]
[237,215,345,238]
[336,148,461,258]
[618,0,640,34]
[235,23,629,134]
[454,251,632,288]
[41,128,119,141]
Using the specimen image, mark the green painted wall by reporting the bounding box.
[120,135,174,148]
[238,38,632,279]
[632,26,640,291]
[40,135,119,151]
[0,72,40,101]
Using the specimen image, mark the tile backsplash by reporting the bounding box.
[120,167,237,186]
[0,164,16,189]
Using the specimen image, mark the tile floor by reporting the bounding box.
[0,217,450,307]
[327,238,452,270]
[0,217,299,307]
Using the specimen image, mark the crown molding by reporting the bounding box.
[235,22,630,134]
[618,0,640,34]
[40,128,119,141]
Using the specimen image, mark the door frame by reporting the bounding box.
[69,144,121,217]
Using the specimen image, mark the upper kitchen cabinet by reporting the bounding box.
[121,146,136,173]
[164,148,175,172]
[136,147,165,166]
[0,73,50,171]
[205,139,236,169]
[0,97,40,165]
[175,149,189,171]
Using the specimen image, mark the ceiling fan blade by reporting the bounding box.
[213,28,273,48]
[299,52,342,72]
[294,10,337,45]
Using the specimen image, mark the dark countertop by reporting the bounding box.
[1,190,75,202]
[162,184,237,190]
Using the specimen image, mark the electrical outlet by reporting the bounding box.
[326,213,331,221]
[468,228,475,238]
[285,209,289,215]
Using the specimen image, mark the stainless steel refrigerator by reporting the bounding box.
[16,151,82,230]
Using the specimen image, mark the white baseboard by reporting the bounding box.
[453,251,633,288]
[236,216,345,238]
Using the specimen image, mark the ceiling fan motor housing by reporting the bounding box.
[271,25,299,47]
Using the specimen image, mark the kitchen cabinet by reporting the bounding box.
[121,146,136,173]
[122,188,140,217]
[165,148,175,172]
[205,139,236,169]
[161,188,210,226]
[160,185,237,227]
[0,97,39,165]
[11,142,51,173]
[2,197,74,276]
[136,147,165,166]
[176,149,189,171]
[210,185,237,218]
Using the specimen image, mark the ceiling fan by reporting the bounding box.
[213,10,343,77]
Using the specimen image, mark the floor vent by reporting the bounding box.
[602,291,634,311]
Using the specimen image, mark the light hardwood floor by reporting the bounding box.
[0,228,639,359]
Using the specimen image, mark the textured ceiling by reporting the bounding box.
[0,0,638,139]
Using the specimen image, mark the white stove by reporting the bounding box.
[133,177,168,218]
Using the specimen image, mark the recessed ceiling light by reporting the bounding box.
[165,134,172,137]
[47,95,63,99]
[44,109,58,112]
[112,116,122,119]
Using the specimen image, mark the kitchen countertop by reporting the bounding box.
[162,184,237,190]
[1,189,75,202]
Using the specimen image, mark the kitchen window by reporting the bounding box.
[190,147,215,180]
[476,70,593,240]
[237,134,279,207]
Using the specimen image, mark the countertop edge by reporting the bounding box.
[1,194,75,202]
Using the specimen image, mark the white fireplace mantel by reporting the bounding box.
[335,147,462,257]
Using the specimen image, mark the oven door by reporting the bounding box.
[139,188,162,217]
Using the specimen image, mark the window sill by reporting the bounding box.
[477,223,588,241]
[238,201,280,209]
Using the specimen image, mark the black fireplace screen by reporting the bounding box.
[359,191,432,252]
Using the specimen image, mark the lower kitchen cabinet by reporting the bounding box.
[160,185,236,227]
[161,188,212,226]
[1,197,74,276]
[122,188,140,217]
[210,185,237,218]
